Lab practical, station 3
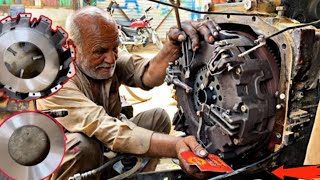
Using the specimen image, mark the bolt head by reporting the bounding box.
[200,84,205,90]
[276,133,282,139]
[240,105,248,113]
[212,95,217,100]
[235,67,242,75]
[276,104,282,109]
[279,93,286,100]
[233,138,240,145]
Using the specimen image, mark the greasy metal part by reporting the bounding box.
[173,28,279,159]
[284,0,320,27]
[170,3,320,170]
[165,63,193,93]
[209,0,280,14]
[147,0,273,17]
[0,111,65,180]
[202,14,293,146]
[308,0,320,20]
[41,109,68,118]
[0,14,75,101]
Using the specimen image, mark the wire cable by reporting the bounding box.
[266,19,320,39]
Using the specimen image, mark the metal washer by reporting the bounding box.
[0,111,65,180]
[0,29,60,93]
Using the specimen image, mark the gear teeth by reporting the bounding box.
[49,84,62,95]
[70,46,75,58]
[51,27,68,48]
[1,17,13,33]
[35,16,52,37]
[1,17,12,24]
[28,92,41,99]
[17,13,31,27]
[67,63,76,78]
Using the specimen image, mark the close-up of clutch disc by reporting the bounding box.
[0,111,65,180]
[0,13,75,101]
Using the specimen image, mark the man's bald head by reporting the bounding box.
[66,6,118,53]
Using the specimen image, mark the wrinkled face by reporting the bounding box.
[76,16,119,80]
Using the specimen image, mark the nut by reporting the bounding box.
[233,138,240,145]
[241,104,248,113]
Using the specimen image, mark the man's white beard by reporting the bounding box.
[76,60,116,80]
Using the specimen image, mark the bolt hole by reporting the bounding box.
[218,95,222,101]
[200,75,203,80]
[216,85,220,90]
[282,44,287,49]
[196,82,199,88]
[252,16,256,21]
[227,14,230,18]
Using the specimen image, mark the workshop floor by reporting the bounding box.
[119,44,182,171]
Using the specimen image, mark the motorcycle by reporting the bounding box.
[107,1,163,51]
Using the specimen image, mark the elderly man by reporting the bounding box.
[37,6,219,180]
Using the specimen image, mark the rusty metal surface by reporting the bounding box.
[208,0,280,14]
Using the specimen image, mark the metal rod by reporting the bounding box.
[169,0,182,29]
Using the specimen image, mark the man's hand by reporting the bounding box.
[176,136,210,179]
[144,133,211,179]
[142,18,220,88]
[167,18,221,51]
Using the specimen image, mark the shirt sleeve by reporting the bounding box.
[116,51,152,90]
[36,80,154,154]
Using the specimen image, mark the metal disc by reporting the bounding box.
[0,14,75,101]
[0,111,65,180]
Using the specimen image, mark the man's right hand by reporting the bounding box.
[175,136,211,179]
[144,133,212,179]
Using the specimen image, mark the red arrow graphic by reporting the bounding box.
[272,165,320,180]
